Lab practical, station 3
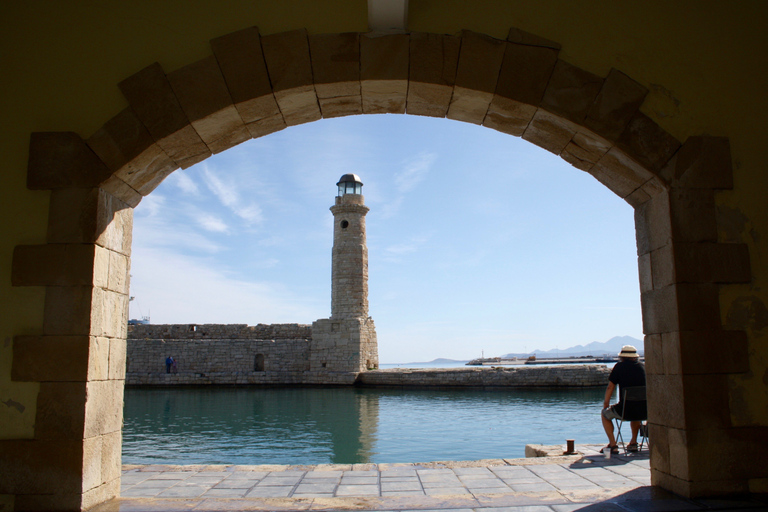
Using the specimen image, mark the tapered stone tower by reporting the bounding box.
[311,174,379,373]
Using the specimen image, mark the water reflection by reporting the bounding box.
[122,386,605,465]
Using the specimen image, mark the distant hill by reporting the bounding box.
[502,335,643,359]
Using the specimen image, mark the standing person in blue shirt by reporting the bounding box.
[600,345,646,454]
[165,355,174,374]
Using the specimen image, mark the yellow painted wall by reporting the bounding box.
[2,0,767,438]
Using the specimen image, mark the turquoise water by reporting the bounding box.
[122,386,608,465]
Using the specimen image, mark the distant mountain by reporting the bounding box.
[502,335,643,359]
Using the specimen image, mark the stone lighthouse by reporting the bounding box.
[311,174,379,373]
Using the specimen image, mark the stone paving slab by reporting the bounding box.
[93,446,768,512]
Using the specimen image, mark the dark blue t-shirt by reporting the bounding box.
[609,359,646,420]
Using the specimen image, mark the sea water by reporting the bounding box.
[122,386,607,465]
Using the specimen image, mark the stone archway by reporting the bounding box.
[8,26,751,509]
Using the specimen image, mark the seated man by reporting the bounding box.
[601,345,646,454]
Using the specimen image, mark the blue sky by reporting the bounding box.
[128,114,643,363]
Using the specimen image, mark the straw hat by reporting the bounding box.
[618,345,639,358]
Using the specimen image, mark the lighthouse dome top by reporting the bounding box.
[337,173,363,196]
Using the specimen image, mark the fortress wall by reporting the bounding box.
[128,323,312,340]
[126,324,611,387]
[126,323,313,385]
[356,366,611,387]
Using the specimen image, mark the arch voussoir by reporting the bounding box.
[261,28,321,126]
[446,30,506,125]
[360,33,409,114]
[166,55,250,154]
[118,62,210,169]
[407,32,460,118]
[210,26,286,137]
[309,32,363,118]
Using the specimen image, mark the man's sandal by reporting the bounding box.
[627,442,639,452]
[600,445,620,454]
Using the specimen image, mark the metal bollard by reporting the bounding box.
[565,439,575,454]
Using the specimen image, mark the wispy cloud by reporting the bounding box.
[197,213,229,233]
[381,235,431,262]
[380,152,437,218]
[202,165,263,226]
[395,152,436,193]
[172,171,200,195]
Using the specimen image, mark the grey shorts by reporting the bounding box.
[602,406,623,421]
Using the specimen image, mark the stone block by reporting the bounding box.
[680,427,768,485]
[87,107,157,176]
[407,32,459,117]
[669,188,718,243]
[647,423,670,474]
[84,380,124,438]
[447,87,493,125]
[624,186,653,208]
[447,31,506,125]
[590,147,657,198]
[109,338,127,380]
[110,140,178,197]
[95,191,133,256]
[496,31,559,107]
[260,30,320,125]
[483,96,537,136]
[177,149,212,170]
[92,288,128,339]
[12,335,91,382]
[541,60,603,125]
[238,113,283,139]
[641,283,721,335]
[650,244,675,290]
[681,374,731,430]
[118,62,209,163]
[521,109,577,155]
[12,244,96,287]
[617,111,680,173]
[101,430,123,485]
[319,96,363,118]
[638,252,653,293]
[660,136,732,189]
[361,34,409,113]
[647,374,685,429]
[82,435,102,492]
[672,242,751,284]
[99,175,143,208]
[28,132,112,190]
[210,26,281,124]
[167,56,247,148]
[262,29,313,92]
[678,330,749,374]
[634,189,672,256]
[643,333,663,375]
[560,130,612,171]
[35,382,87,440]
[105,248,129,294]
[659,331,682,375]
[0,439,84,495]
[43,286,95,336]
[309,32,360,98]
[206,125,251,154]
[274,86,322,126]
[585,68,648,142]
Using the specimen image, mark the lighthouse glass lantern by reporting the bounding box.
[337,173,363,196]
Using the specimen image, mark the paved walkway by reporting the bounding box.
[91,445,767,512]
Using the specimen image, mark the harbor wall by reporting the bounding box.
[356,366,611,388]
[126,324,611,387]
